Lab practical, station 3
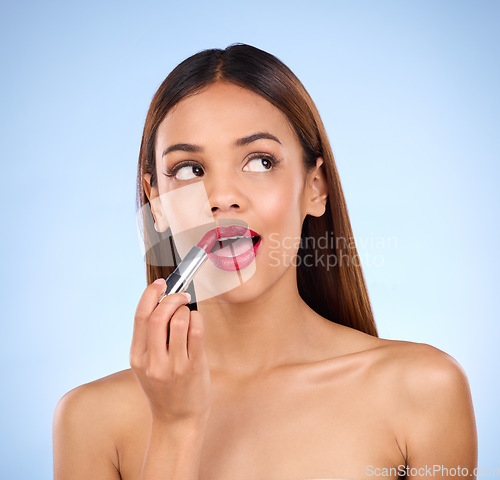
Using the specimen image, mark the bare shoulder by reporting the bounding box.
[346,333,473,401]
[53,369,145,479]
[333,321,471,390]
[314,310,472,388]
[54,368,142,425]
[361,337,477,463]
[371,338,473,398]
[329,323,474,414]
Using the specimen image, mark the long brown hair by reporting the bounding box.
[136,43,378,337]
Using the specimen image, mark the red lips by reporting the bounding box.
[198,225,261,271]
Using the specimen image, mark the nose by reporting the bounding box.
[203,173,246,217]
[211,202,240,214]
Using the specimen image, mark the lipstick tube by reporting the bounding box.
[157,245,208,304]
[155,228,245,305]
[165,246,208,294]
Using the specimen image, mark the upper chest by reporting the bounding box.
[118,361,406,480]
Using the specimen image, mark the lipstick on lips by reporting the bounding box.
[207,224,261,272]
[157,225,261,304]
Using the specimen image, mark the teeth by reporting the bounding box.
[211,234,261,256]
[217,236,247,241]
[216,236,260,242]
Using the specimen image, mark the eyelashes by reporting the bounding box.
[163,153,281,181]
[164,160,204,179]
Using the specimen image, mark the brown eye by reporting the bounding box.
[176,165,204,180]
[165,162,204,180]
[243,155,278,172]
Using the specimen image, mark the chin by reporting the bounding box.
[195,262,292,306]
[193,272,262,305]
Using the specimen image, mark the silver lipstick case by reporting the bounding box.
[157,245,208,303]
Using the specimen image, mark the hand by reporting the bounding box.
[130,279,211,425]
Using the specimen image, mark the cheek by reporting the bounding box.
[260,174,304,227]
[257,175,305,265]
[158,181,213,257]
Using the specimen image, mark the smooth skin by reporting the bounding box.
[53,82,477,480]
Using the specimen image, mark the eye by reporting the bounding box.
[164,161,204,181]
[175,165,204,180]
[243,154,279,172]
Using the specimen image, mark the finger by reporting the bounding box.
[131,279,167,360]
[167,305,191,364]
[186,310,206,363]
[147,292,190,361]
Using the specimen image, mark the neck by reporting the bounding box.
[195,267,329,378]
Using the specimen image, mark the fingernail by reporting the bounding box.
[182,292,191,302]
[153,278,164,285]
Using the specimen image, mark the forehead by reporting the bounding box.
[156,81,300,150]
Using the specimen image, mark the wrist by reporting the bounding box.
[150,413,210,436]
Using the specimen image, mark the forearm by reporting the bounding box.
[140,418,209,480]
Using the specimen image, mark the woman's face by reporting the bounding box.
[149,81,326,303]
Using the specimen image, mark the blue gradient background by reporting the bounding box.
[1,0,498,477]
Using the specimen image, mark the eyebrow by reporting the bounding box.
[161,131,282,158]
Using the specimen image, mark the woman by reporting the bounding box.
[53,43,477,480]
